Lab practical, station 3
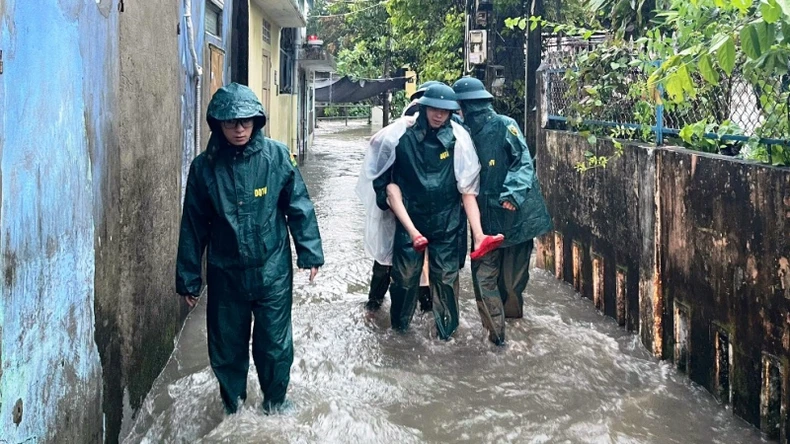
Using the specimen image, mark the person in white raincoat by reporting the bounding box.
[362,84,502,339]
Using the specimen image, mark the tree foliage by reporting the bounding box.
[509,0,790,166]
[308,0,465,83]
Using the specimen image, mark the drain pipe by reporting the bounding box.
[184,0,203,157]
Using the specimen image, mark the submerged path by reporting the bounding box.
[123,121,762,444]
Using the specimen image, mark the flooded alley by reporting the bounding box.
[122,121,764,444]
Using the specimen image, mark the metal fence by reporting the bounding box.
[541,35,790,154]
[315,103,372,125]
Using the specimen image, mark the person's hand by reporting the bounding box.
[183,295,199,308]
[300,267,319,283]
[502,201,517,211]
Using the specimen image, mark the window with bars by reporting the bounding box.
[205,0,223,37]
[279,28,296,94]
[263,20,271,45]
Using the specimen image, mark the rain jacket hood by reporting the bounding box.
[207,82,268,134]
[459,99,495,135]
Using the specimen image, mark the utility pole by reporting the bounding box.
[382,34,392,127]
[525,0,543,158]
[382,61,390,126]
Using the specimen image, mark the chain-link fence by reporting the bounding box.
[541,34,790,163]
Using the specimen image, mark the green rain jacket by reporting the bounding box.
[462,101,552,247]
[176,84,324,300]
[373,110,462,239]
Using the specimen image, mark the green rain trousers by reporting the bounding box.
[374,111,462,339]
[471,240,534,344]
[367,261,392,305]
[462,100,551,343]
[176,83,324,413]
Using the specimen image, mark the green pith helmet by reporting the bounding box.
[417,84,461,111]
[452,77,494,101]
[207,82,268,133]
[410,80,443,100]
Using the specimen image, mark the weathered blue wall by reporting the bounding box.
[0,0,116,442]
[0,0,233,442]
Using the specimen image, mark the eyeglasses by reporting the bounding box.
[221,118,254,129]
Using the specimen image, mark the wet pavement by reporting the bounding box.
[123,121,763,443]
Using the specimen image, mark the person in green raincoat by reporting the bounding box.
[364,81,444,314]
[176,83,324,414]
[452,77,552,346]
[372,84,488,340]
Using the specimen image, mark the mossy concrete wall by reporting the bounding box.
[536,122,790,440]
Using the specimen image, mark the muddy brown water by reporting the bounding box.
[123,121,763,444]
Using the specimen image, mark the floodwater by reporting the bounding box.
[123,121,763,444]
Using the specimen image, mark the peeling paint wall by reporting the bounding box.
[1,1,227,442]
[0,0,111,442]
[536,131,645,335]
[536,73,790,441]
[658,149,790,438]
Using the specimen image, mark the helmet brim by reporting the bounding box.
[418,97,460,111]
[455,90,494,101]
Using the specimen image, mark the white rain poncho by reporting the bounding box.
[355,114,480,265]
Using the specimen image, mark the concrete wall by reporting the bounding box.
[536,127,790,439]
[0,1,234,442]
[657,149,790,437]
[115,1,186,441]
[534,133,649,341]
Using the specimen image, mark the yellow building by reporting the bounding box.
[248,0,304,153]
[246,0,333,159]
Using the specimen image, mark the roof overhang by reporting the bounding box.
[252,0,306,28]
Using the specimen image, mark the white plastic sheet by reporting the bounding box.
[355,114,480,265]
[355,116,415,265]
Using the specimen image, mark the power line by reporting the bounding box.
[312,1,387,18]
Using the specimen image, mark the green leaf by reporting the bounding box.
[717,36,736,76]
[679,125,694,143]
[740,24,762,59]
[775,0,790,16]
[587,134,598,145]
[584,86,599,96]
[761,0,782,23]
[665,69,686,103]
[755,21,776,53]
[678,64,696,98]
[698,54,720,85]
[731,0,752,13]
[709,33,730,54]
[584,150,595,158]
